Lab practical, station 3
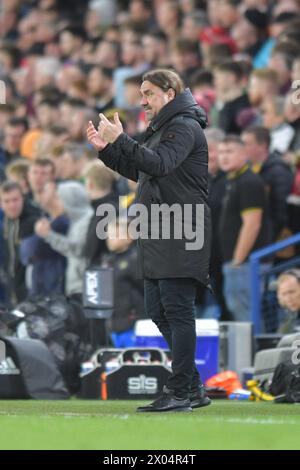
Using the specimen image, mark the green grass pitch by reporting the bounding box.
[0,400,299,450]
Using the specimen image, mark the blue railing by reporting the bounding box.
[250,232,300,335]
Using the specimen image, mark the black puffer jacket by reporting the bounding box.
[98,89,211,285]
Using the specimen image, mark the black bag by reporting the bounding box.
[269,360,300,403]
[2,295,92,394]
[0,336,69,399]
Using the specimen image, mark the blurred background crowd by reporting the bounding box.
[1,0,300,345]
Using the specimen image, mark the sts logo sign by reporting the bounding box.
[127,375,158,395]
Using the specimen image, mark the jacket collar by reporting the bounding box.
[148,89,206,132]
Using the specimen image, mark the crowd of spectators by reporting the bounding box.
[1,0,300,339]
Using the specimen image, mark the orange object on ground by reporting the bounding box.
[205,371,243,395]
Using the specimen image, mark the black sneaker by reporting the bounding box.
[190,385,211,409]
[136,386,192,413]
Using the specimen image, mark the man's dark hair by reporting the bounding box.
[37,85,65,102]
[7,117,28,132]
[214,60,244,81]
[90,65,113,80]
[38,98,61,109]
[48,125,69,136]
[142,69,185,96]
[221,134,244,146]
[134,0,152,10]
[62,97,86,108]
[207,44,233,67]
[272,12,295,25]
[243,126,271,148]
[0,180,23,196]
[31,158,55,173]
[222,0,242,5]
[59,25,86,41]
[279,19,300,45]
[172,38,201,57]
[0,44,21,69]
[190,69,213,88]
[144,30,167,42]
[124,74,143,86]
[271,41,300,70]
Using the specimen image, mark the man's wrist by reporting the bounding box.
[110,131,124,144]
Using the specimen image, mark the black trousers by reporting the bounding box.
[144,278,202,398]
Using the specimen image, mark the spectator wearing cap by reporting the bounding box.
[277,270,300,334]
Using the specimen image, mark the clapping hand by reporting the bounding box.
[86,121,108,151]
[98,112,123,144]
